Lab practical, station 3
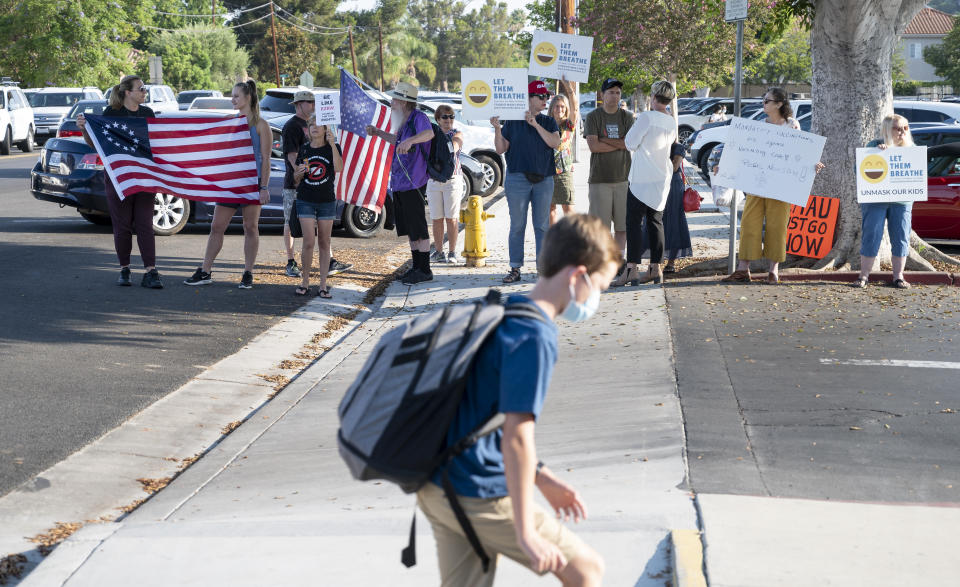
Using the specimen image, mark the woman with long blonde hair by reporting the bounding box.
[854,114,915,289]
[549,76,579,225]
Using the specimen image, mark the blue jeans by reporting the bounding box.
[504,172,554,268]
[860,202,912,257]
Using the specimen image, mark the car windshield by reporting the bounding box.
[66,101,107,119]
[28,92,83,108]
[191,98,233,109]
[178,92,210,104]
[260,92,296,114]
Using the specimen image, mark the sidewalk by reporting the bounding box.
[22,142,698,585]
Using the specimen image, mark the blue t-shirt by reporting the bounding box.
[432,295,558,498]
[502,115,560,176]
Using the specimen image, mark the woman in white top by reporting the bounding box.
[613,80,678,286]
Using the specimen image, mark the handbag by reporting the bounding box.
[680,164,702,213]
[288,196,303,238]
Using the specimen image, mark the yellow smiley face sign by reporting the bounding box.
[533,41,558,66]
[464,80,492,107]
[860,154,889,184]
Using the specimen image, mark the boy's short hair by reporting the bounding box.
[538,214,621,277]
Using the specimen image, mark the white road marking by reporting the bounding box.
[820,358,960,370]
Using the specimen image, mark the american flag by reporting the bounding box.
[84,115,260,204]
[337,69,394,213]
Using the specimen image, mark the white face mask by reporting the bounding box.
[560,272,600,323]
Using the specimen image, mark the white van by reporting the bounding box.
[0,80,35,154]
[27,86,104,142]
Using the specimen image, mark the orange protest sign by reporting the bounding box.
[786,195,839,259]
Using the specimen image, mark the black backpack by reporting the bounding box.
[337,290,546,572]
[406,115,456,183]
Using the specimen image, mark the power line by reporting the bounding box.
[127,12,272,31]
[272,4,350,31]
[273,12,351,35]
[151,1,271,18]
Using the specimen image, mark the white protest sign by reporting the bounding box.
[527,30,593,83]
[856,146,928,203]
[461,68,529,121]
[715,117,826,207]
[315,92,340,125]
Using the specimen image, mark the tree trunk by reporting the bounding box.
[808,0,930,271]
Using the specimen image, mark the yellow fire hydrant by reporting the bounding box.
[460,195,494,267]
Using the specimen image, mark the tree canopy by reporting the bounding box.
[923,14,960,88]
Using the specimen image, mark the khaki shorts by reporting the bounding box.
[426,176,464,219]
[588,181,628,232]
[416,482,587,586]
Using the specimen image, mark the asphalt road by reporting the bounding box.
[668,279,960,503]
[0,153,406,497]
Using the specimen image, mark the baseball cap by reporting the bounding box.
[600,78,623,93]
[528,80,551,96]
[289,90,314,104]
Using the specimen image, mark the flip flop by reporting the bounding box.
[318,288,333,299]
[295,286,309,296]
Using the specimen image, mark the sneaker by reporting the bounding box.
[446,251,459,265]
[328,258,354,276]
[184,268,212,286]
[238,271,253,289]
[141,269,164,289]
[402,268,433,285]
[117,267,132,286]
[502,268,521,284]
[430,250,446,264]
[399,266,417,282]
[285,259,302,278]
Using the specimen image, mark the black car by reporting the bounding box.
[54,99,108,139]
[31,114,485,237]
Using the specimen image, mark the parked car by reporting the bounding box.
[0,79,34,154]
[910,127,960,240]
[105,84,179,114]
[187,97,237,114]
[177,89,223,111]
[26,86,104,143]
[55,99,108,138]
[30,113,485,237]
[677,98,763,142]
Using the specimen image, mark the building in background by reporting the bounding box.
[899,6,954,82]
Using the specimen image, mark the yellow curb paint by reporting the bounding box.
[671,529,708,587]
[3,152,39,159]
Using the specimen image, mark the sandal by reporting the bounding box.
[891,279,911,289]
[502,268,522,284]
[318,288,333,299]
[852,277,868,288]
[295,286,310,296]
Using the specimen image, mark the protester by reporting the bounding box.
[365,81,435,285]
[77,75,163,289]
[549,76,579,226]
[613,80,677,286]
[855,114,915,289]
[584,78,634,260]
[293,116,343,297]
[282,90,353,279]
[721,88,823,285]
[707,104,727,124]
[492,80,561,283]
[426,104,463,265]
[662,143,693,272]
[184,80,271,288]
[417,213,617,586]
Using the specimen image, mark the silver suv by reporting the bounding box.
[27,86,104,143]
[0,78,35,154]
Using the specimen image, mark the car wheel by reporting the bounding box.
[342,203,385,238]
[474,154,501,197]
[0,127,11,156]
[461,174,472,203]
[80,212,111,226]
[18,127,34,153]
[152,193,190,236]
[678,126,695,144]
[698,145,717,182]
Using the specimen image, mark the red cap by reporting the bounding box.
[528,80,550,96]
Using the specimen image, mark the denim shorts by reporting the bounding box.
[860,202,912,257]
[296,199,337,221]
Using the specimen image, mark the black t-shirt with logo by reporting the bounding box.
[282,115,309,189]
[295,143,339,204]
[102,105,155,118]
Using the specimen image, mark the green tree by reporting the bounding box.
[450,0,527,88]
[358,19,437,88]
[408,0,467,90]
[928,0,960,14]
[744,22,812,84]
[923,15,960,88]
[144,25,248,92]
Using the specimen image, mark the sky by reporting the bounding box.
[337,0,532,14]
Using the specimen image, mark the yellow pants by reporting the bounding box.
[738,194,791,263]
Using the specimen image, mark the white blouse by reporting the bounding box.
[624,110,678,211]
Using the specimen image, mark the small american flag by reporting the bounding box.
[85,114,260,204]
[337,69,394,213]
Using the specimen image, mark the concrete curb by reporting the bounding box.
[670,529,708,587]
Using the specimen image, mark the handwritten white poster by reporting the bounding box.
[856,146,928,203]
[461,68,529,121]
[527,31,594,83]
[315,92,340,125]
[715,117,826,207]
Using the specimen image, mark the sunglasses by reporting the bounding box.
[894,125,909,132]
[135,86,147,92]
[531,94,549,100]
[438,114,455,120]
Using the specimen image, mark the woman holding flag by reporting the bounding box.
[77,75,163,289]
[185,80,272,289]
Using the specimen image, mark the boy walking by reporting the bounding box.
[417,214,619,586]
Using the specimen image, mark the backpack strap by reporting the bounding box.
[442,467,492,573]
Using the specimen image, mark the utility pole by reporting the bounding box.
[348,27,359,78]
[377,22,385,91]
[270,1,281,87]
[559,0,579,161]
